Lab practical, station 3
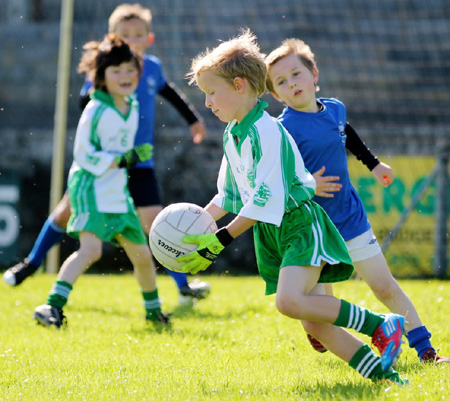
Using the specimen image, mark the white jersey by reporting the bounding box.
[69,90,139,214]
[212,101,316,226]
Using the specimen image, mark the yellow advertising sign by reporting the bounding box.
[348,156,440,277]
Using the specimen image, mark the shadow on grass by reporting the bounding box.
[198,380,403,399]
[290,381,399,399]
[64,302,265,321]
[171,303,268,320]
[65,304,134,319]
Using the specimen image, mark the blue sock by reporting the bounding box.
[27,215,66,267]
[406,325,433,358]
[165,268,189,290]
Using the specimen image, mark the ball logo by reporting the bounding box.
[188,206,201,214]
[157,239,185,258]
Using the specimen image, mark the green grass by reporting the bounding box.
[1,274,449,400]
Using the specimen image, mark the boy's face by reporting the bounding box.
[268,53,318,112]
[104,60,139,99]
[197,70,248,123]
[114,18,152,56]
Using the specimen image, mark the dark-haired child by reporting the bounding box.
[33,34,169,328]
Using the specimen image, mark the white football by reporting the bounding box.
[149,202,218,272]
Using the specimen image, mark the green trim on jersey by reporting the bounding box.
[277,120,294,211]
[248,125,263,182]
[215,101,316,225]
[91,90,137,121]
[221,164,243,214]
[223,104,315,216]
[90,102,107,152]
[275,120,316,212]
[230,100,267,141]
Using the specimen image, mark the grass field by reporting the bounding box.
[1,274,449,400]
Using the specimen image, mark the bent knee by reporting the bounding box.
[53,198,71,227]
[276,293,308,319]
[54,209,71,227]
[302,320,329,337]
[78,247,102,264]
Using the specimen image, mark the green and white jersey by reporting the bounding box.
[212,101,316,226]
[69,90,139,214]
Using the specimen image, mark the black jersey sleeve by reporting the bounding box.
[345,123,380,171]
[158,81,203,125]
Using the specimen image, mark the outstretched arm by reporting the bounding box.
[345,122,393,187]
[159,81,206,144]
[345,123,379,170]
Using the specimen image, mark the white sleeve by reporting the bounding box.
[73,107,115,176]
[239,127,287,226]
[211,156,228,207]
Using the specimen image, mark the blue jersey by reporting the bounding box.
[278,97,370,241]
[80,54,167,169]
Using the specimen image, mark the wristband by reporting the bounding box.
[114,156,124,168]
[114,155,129,169]
[215,227,234,247]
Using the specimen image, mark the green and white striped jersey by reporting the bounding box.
[212,101,316,226]
[68,90,139,214]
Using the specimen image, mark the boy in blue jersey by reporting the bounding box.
[4,3,210,304]
[266,38,449,364]
[34,34,170,327]
[178,29,407,385]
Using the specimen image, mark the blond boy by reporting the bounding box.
[176,30,407,385]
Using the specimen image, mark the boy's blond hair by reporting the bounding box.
[188,29,266,98]
[265,38,318,93]
[108,3,152,33]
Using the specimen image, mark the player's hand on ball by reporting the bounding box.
[115,143,153,168]
[177,228,234,274]
[177,233,223,274]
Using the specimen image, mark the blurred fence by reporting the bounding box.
[0,0,449,276]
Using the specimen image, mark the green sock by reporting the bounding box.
[349,344,403,383]
[334,299,384,336]
[349,344,385,380]
[142,289,162,320]
[47,280,72,309]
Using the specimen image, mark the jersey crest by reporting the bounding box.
[253,182,272,207]
[339,121,346,143]
[145,76,157,95]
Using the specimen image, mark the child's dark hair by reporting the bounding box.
[78,33,141,93]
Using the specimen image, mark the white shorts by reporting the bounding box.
[345,228,382,263]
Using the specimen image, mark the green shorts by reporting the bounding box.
[254,200,354,295]
[67,210,146,247]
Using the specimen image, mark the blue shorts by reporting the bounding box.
[128,168,161,207]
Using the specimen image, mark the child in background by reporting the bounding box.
[4,3,210,304]
[265,38,449,364]
[178,29,407,384]
[33,34,170,328]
